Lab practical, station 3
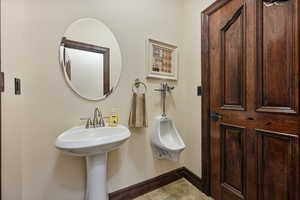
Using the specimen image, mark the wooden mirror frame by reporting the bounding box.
[60,37,111,97]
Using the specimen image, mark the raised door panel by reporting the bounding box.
[257,129,299,200]
[207,0,249,198]
[220,124,246,200]
[220,6,246,111]
[257,0,299,114]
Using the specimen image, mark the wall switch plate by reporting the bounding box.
[197,86,202,96]
[15,78,21,95]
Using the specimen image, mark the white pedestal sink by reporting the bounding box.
[55,125,131,200]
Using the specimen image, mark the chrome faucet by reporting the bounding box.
[93,108,100,127]
[81,108,106,129]
[93,107,105,127]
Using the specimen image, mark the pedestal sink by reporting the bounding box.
[55,125,131,200]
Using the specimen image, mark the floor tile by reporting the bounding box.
[133,178,213,200]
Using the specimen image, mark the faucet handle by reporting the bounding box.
[93,107,102,127]
[98,111,106,127]
[80,118,93,129]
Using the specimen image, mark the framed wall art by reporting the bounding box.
[146,39,178,80]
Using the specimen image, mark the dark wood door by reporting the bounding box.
[202,0,300,199]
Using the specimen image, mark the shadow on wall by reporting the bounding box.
[107,148,122,180]
[126,128,148,168]
[52,153,86,191]
[107,128,148,180]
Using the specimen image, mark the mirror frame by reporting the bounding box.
[60,37,113,101]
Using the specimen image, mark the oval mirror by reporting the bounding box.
[59,18,122,101]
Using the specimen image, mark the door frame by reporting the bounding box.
[201,0,231,196]
[0,0,2,196]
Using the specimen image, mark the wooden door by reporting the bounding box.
[202,0,300,199]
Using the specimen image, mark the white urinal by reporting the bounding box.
[151,116,185,161]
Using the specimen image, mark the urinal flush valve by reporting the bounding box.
[154,82,175,117]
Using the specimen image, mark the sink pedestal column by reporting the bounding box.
[85,153,108,200]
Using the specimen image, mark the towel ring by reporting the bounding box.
[132,79,147,94]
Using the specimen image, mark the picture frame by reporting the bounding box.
[146,39,178,80]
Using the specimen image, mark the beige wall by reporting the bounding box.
[2,0,186,199]
[181,0,215,177]
[1,0,214,199]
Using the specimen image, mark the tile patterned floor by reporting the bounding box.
[134,178,213,200]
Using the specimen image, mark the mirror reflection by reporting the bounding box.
[59,18,122,101]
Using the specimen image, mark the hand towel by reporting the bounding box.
[128,93,148,128]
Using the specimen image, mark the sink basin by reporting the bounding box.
[55,125,131,200]
[56,125,131,156]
